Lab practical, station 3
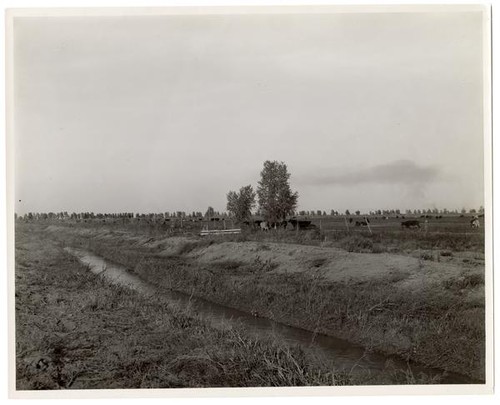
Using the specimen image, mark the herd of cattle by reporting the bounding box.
[247,216,482,231]
[17,212,483,230]
[244,218,317,231]
[400,217,481,229]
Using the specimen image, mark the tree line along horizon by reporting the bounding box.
[15,160,484,222]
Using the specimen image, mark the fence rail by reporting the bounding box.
[200,228,241,236]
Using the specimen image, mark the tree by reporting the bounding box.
[226,185,256,223]
[257,161,298,223]
[355,210,360,216]
[345,209,350,216]
[205,206,215,218]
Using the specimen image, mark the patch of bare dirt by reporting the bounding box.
[188,241,478,290]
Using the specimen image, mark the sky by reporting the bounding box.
[12,9,486,215]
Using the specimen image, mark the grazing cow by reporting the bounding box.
[471,218,480,228]
[289,219,312,230]
[401,220,420,229]
[260,221,270,231]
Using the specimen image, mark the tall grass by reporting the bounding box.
[31,222,485,381]
[16,225,353,389]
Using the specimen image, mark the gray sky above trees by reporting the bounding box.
[13,9,486,214]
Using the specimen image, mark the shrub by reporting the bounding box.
[339,234,373,253]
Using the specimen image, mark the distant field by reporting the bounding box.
[20,214,484,255]
[309,214,484,234]
[17,213,484,235]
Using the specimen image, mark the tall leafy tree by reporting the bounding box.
[226,185,256,223]
[257,161,298,223]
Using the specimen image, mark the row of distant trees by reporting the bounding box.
[15,211,231,221]
[298,207,484,217]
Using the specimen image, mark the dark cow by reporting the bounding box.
[401,220,420,229]
[269,220,288,229]
[288,219,312,230]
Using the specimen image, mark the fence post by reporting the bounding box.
[365,217,372,235]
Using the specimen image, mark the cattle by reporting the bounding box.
[288,219,313,230]
[471,218,480,228]
[401,220,420,229]
[260,221,270,231]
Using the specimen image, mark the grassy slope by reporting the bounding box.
[39,223,485,382]
[15,225,356,389]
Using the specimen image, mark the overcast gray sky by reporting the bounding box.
[13,10,485,215]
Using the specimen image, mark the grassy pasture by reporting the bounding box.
[16,224,359,389]
[38,221,486,382]
[23,213,485,256]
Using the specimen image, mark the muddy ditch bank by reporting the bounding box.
[46,225,485,381]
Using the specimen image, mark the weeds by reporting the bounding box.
[16,225,352,389]
[26,222,486,383]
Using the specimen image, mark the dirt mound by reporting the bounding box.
[189,240,473,287]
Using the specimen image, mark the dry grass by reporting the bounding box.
[15,225,352,389]
[30,222,485,382]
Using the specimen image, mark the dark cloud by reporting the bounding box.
[300,160,443,186]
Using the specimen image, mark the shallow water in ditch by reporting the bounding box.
[65,247,479,385]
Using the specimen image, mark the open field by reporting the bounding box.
[18,217,486,384]
[16,225,361,389]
